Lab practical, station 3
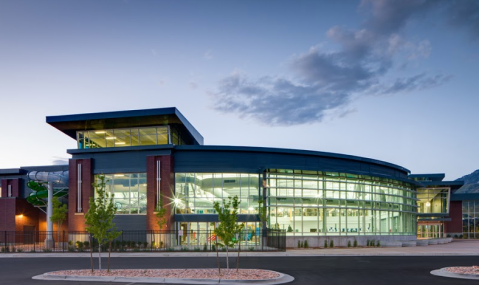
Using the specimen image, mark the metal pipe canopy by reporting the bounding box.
[27,171,69,186]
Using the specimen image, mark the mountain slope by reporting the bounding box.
[455,169,479,193]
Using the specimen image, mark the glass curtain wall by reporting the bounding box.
[417,187,449,214]
[94,173,147,214]
[462,201,479,238]
[174,173,259,214]
[267,169,417,236]
[77,126,169,149]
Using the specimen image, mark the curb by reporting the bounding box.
[32,269,294,284]
[431,267,479,280]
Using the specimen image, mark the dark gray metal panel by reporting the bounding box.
[174,145,411,174]
[451,193,479,201]
[112,215,146,231]
[71,149,172,174]
[173,149,410,181]
[47,107,204,145]
[0,168,25,175]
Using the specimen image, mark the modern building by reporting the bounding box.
[0,107,472,247]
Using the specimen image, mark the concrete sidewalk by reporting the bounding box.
[2,239,479,258]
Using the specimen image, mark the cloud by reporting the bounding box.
[212,0,470,126]
[446,1,479,42]
[370,73,451,95]
[189,81,198,90]
[214,73,352,125]
[51,157,68,165]
[203,50,213,60]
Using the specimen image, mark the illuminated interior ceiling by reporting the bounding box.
[417,188,449,203]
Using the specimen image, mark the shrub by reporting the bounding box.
[353,239,358,247]
[16,248,23,253]
[133,248,140,252]
[83,241,90,248]
[304,240,309,248]
[249,246,255,251]
[366,239,370,246]
[298,240,302,248]
[329,240,334,248]
[143,242,148,248]
[194,247,201,252]
[447,234,451,238]
[376,240,380,247]
[11,247,16,253]
[68,240,73,246]
[212,244,216,252]
[203,244,208,251]
[348,241,351,248]
[324,240,328,248]
[42,248,52,253]
[67,246,75,252]
[287,225,293,232]
[167,247,175,251]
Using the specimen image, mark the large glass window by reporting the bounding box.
[77,126,170,149]
[266,169,417,236]
[175,173,259,215]
[95,173,147,215]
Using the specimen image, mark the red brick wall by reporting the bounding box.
[0,198,16,231]
[68,158,93,231]
[1,179,21,198]
[14,199,40,232]
[146,155,174,231]
[445,201,463,233]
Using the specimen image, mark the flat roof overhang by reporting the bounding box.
[46,107,203,145]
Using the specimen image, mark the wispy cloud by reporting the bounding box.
[203,50,213,60]
[51,157,68,165]
[212,0,476,126]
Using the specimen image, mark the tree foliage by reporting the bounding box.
[85,175,121,271]
[155,194,167,230]
[50,197,67,230]
[213,196,244,270]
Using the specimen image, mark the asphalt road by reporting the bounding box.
[2,256,478,284]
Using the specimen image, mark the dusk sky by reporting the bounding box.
[1,0,478,180]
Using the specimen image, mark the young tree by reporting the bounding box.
[50,197,67,242]
[213,196,244,270]
[85,175,121,271]
[154,194,167,249]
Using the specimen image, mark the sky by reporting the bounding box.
[0,0,478,180]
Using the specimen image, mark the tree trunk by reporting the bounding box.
[236,238,241,272]
[90,235,93,272]
[216,239,221,277]
[108,241,111,272]
[226,246,229,269]
[98,243,102,270]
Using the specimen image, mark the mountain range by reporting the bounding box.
[455,169,479,193]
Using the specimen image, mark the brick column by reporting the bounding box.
[1,179,21,198]
[146,155,174,231]
[444,201,463,234]
[68,158,93,231]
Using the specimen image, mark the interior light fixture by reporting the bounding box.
[114,174,124,177]
[95,131,106,134]
[106,136,117,140]
[115,142,125,145]
[248,207,254,211]
[425,202,431,207]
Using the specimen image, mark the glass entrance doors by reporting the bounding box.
[417,222,443,238]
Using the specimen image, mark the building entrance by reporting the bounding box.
[417,222,443,239]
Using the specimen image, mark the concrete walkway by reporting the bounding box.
[2,239,479,258]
